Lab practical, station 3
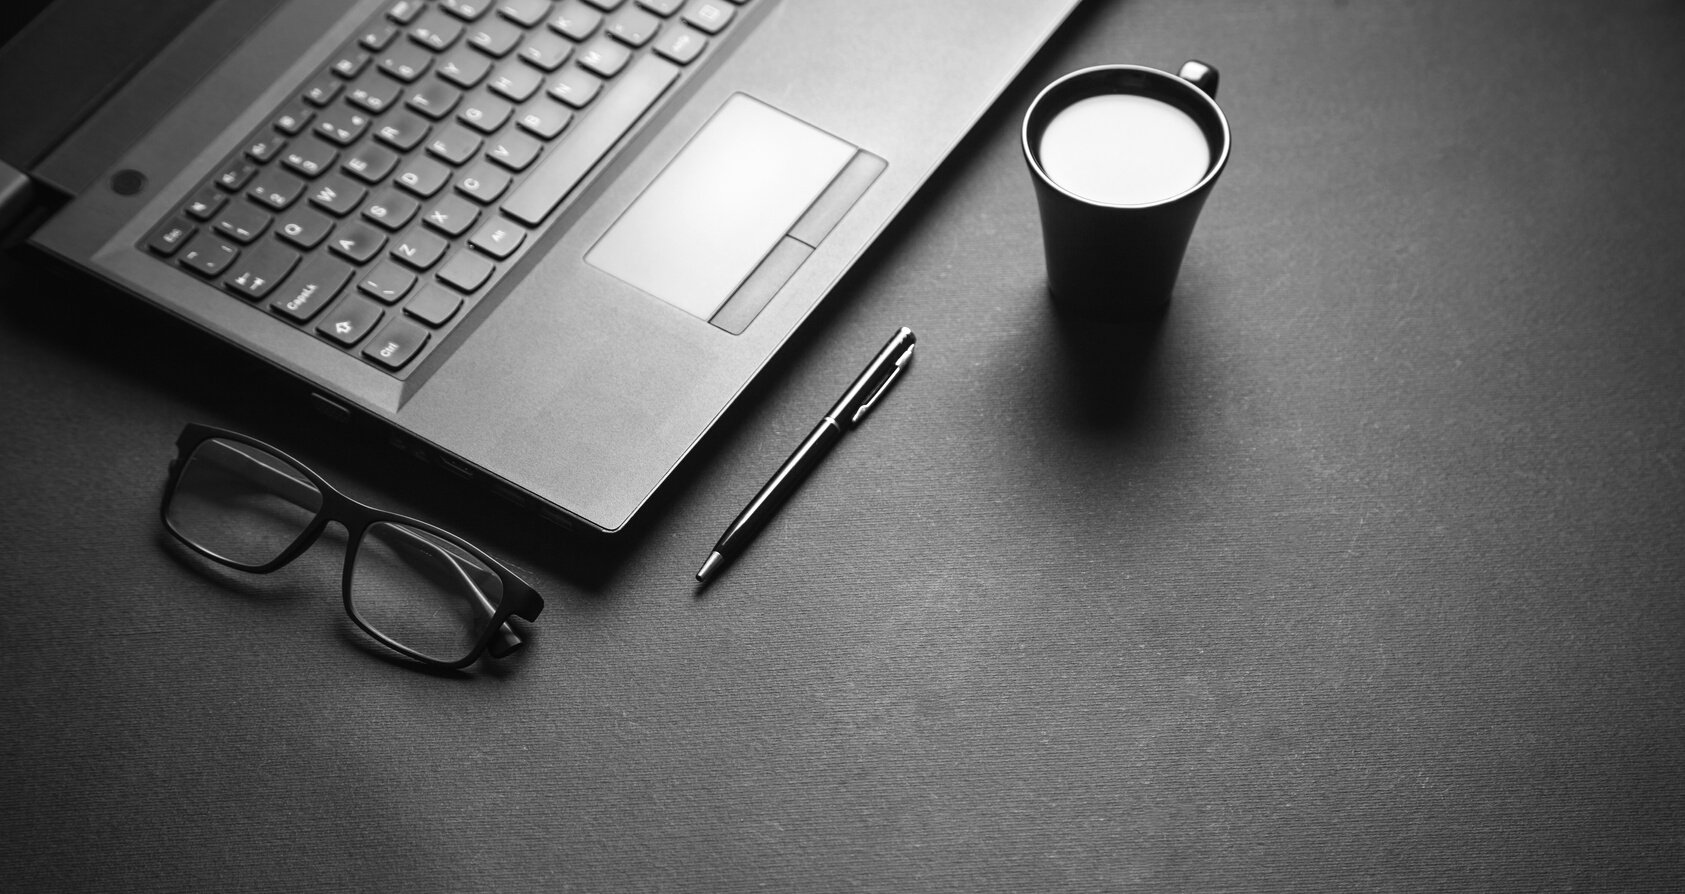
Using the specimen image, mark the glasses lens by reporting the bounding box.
[350,522,504,663]
[165,438,323,567]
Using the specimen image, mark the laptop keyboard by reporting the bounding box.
[142,0,751,375]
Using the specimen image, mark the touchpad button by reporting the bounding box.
[586,94,859,320]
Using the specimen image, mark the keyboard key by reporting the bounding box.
[316,108,373,146]
[329,221,388,263]
[248,169,308,210]
[681,1,733,34]
[653,24,705,65]
[271,254,354,323]
[273,105,313,135]
[606,8,660,46]
[362,188,421,230]
[504,55,677,225]
[223,239,301,301]
[360,23,399,51]
[395,157,453,197]
[518,31,573,71]
[516,99,572,138]
[469,216,527,258]
[359,260,418,303]
[577,37,631,77]
[178,232,240,277]
[421,193,481,236]
[387,0,427,24]
[277,207,336,249]
[456,161,512,203]
[405,283,464,326]
[363,316,431,369]
[637,0,682,15]
[147,217,196,256]
[437,49,493,87]
[391,227,450,270]
[215,161,259,191]
[499,0,554,28]
[346,74,402,113]
[441,0,491,21]
[548,67,602,107]
[344,142,401,183]
[487,61,544,102]
[317,297,386,346]
[246,134,287,163]
[330,50,371,79]
[282,137,339,178]
[458,91,514,133]
[582,0,626,10]
[374,111,432,152]
[379,42,432,82]
[407,79,463,119]
[184,186,226,221]
[438,250,496,291]
[485,131,543,171]
[410,10,464,51]
[467,18,524,56]
[549,1,602,40]
[213,202,272,244]
[309,173,367,216]
[302,75,342,106]
[427,122,484,165]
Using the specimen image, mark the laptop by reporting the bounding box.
[1,0,1081,533]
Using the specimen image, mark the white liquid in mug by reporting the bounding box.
[1038,94,1211,205]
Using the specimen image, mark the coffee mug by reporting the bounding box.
[1022,61,1231,319]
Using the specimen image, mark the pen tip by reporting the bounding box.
[695,551,724,583]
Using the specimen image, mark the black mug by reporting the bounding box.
[1022,61,1231,320]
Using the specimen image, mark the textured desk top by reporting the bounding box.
[3,1,1682,890]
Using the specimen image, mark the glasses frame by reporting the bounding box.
[161,423,545,669]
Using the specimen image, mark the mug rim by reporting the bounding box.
[1022,63,1232,210]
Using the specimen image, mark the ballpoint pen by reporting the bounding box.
[696,326,917,583]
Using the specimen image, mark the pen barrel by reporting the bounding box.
[715,419,843,554]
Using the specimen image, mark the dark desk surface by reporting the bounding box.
[4,1,1683,890]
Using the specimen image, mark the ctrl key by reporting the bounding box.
[362,315,431,370]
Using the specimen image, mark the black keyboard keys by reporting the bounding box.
[317,297,387,346]
[148,217,196,256]
[178,232,240,277]
[270,254,354,322]
[364,316,431,370]
[328,221,388,264]
[277,207,336,249]
[422,193,480,236]
[359,260,418,303]
[214,202,272,244]
[248,169,307,211]
[405,283,464,326]
[309,173,367,216]
[438,249,495,292]
[224,240,301,301]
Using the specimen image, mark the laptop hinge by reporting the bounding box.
[0,159,39,246]
[23,0,288,199]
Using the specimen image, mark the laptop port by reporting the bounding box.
[436,452,474,478]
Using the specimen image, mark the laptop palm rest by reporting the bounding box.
[587,93,883,332]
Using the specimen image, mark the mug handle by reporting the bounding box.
[1178,60,1219,99]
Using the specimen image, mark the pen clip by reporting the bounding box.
[850,345,914,425]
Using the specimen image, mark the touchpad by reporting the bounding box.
[587,94,861,321]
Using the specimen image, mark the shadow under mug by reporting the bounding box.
[1022,61,1231,320]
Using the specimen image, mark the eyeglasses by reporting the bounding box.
[160,423,544,668]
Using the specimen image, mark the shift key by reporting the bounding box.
[502,54,678,226]
[270,254,354,323]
